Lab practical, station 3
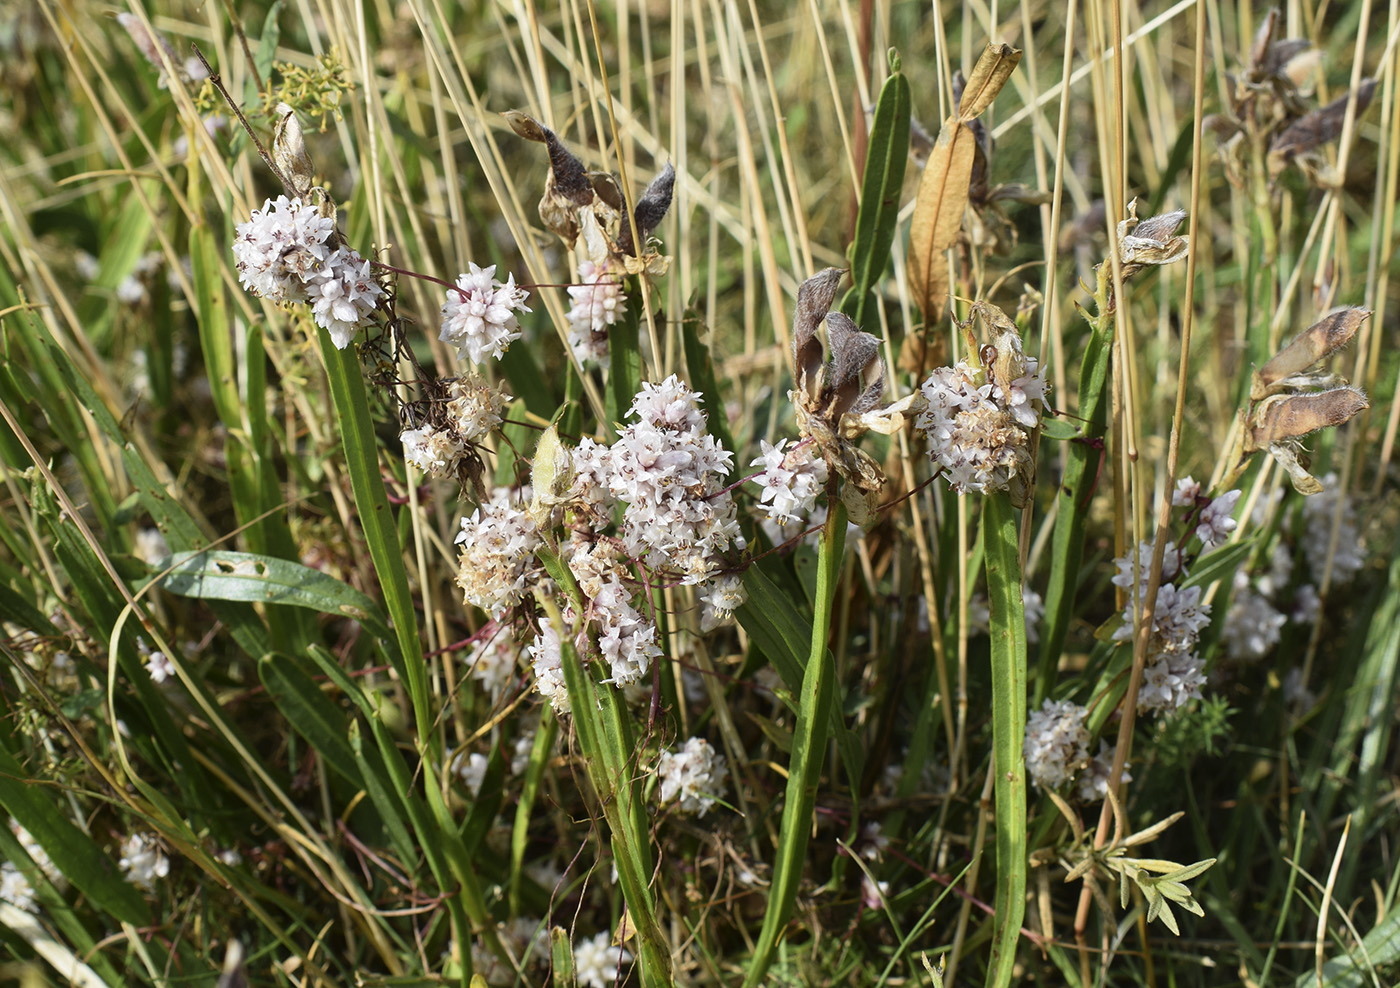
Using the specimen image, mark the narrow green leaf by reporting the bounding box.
[459,745,506,856]
[744,503,847,988]
[348,721,420,875]
[680,311,737,456]
[1182,540,1255,591]
[510,709,557,913]
[841,58,911,330]
[1036,303,1112,706]
[318,337,430,737]
[605,281,644,430]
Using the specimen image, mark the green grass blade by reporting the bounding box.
[1035,306,1112,706]
[258,653,362,786]
[983,492,1028,988]
[743,500,848,988]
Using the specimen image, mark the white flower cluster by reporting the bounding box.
[916,355,1046,496]
[749,439,829,525]
[1196,489,1242,547]
[401,426,463,477]
[572,931,631,988]
[561,375,746,679]
[565,540,662,686]
[454,489,541,618]
[439,263,531,364]
[464,630,521,699]
[605,376,745,586]
[119,832,170,891]
[1221,570,1287,662]
[528,616,570,715]
[1111,542,1209,713]
[1023,699,1090,790]
[401,378,510,479]
[657,736,729,816]
[1301,474,1365,583]
[233,196,384,349]
[1075,741,1130,803]
[566,259,625,363]
[0,862,36,912]
[136,637,176,684]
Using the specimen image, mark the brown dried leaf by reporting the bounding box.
[1251,307,1369,399]
[957,43,1023,121]
[907,119,976,320]
[1269,79,1377,171]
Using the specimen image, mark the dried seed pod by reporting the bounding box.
[1244,388,1369,452]
[616,162,676,257]
[1251,307,1369,399]
[503,110,594,244]
[273,103,316,197]
[789,268,924,504]
[1268,79,1377,175]
[1116,199,1189,277]
[792,267,846,400]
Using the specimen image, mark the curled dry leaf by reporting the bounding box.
[1251,307,1369,399]
[907,42,1022,323]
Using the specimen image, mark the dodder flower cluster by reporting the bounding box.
[232,195,384,349]
[658,737,730,816]
[916,308,1046,506]
[454,489,542,619]
[1112,541,1211,714]
[439,263,531,364]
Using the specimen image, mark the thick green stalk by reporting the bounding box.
[743,499,848,988]
[983,492,1028,988]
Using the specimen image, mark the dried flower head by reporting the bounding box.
[504,111,674,274]
[273,103,316,197]
[1116,199,1189,278]
[790,268,923,521]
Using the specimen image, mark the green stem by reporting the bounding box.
[536,547,673,988]
[1035,265,1113,705]
[743,498,848,988]
[983,492,1028,988]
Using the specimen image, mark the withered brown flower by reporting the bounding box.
[790,268,924,523]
